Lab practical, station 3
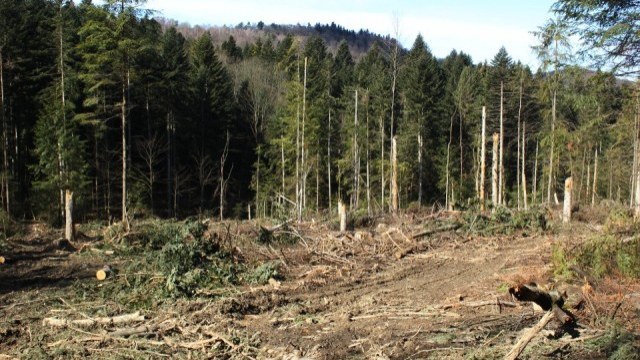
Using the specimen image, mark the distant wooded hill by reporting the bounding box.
[155,18,397,59]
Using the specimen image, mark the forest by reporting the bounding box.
[0,0,637,229]
[0,0,639,359]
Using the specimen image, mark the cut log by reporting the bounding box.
[0,256,4,264]
[43,311,144,328]
[96,265,113,281]
[412,223,462,239]
[504,311,554,360]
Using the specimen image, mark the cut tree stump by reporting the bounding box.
[96,265,113,281]
[53,238,77,252]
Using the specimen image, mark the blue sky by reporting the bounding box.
[144,0,557,68]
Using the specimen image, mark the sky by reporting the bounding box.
[144,0,557,68]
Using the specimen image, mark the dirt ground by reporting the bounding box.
[0,212,638,359]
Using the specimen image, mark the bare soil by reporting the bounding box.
[0,213,638,359]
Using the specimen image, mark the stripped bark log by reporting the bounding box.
[43,311,144,328]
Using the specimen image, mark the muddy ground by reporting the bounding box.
[0,211,638,359]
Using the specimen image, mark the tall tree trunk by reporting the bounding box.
[295,57,301,221]
[517,78,523,209]
[353,90,359,209]
[366,110,371,215]
[391,136,398,213]
[499,81,504,206]
[389,35,398,213]
[58,9,67,223]
[380,115,385,211]
[547,88,557,204]
[418,133,423,206]
[592,147,598,206]
[121,80,129,231]
[446,111,455,209]
[220,131,230,221]
[533,139,539,205]
[578,148,586,203]
[327,109,331,213]
[522,121,528,210]
[301,57,307,217]
[256,145,260,218]
[0,47,8,215]
[480,106,486,211]
[166,112,173,217]
[492,133,499,211]
[633,90,639,209]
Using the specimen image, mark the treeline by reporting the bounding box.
[0,0,636,228]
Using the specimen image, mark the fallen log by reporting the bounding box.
[504,311,554,360]
[508,283,574,325]
[43,311,144,328]
[412,223,462,239]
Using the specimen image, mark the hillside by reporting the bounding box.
[156,18,397,58]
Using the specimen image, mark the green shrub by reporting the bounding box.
[245,261,282,285]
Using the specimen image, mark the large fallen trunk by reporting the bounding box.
[508,283,574,325]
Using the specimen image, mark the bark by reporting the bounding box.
[480,106,487,211]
